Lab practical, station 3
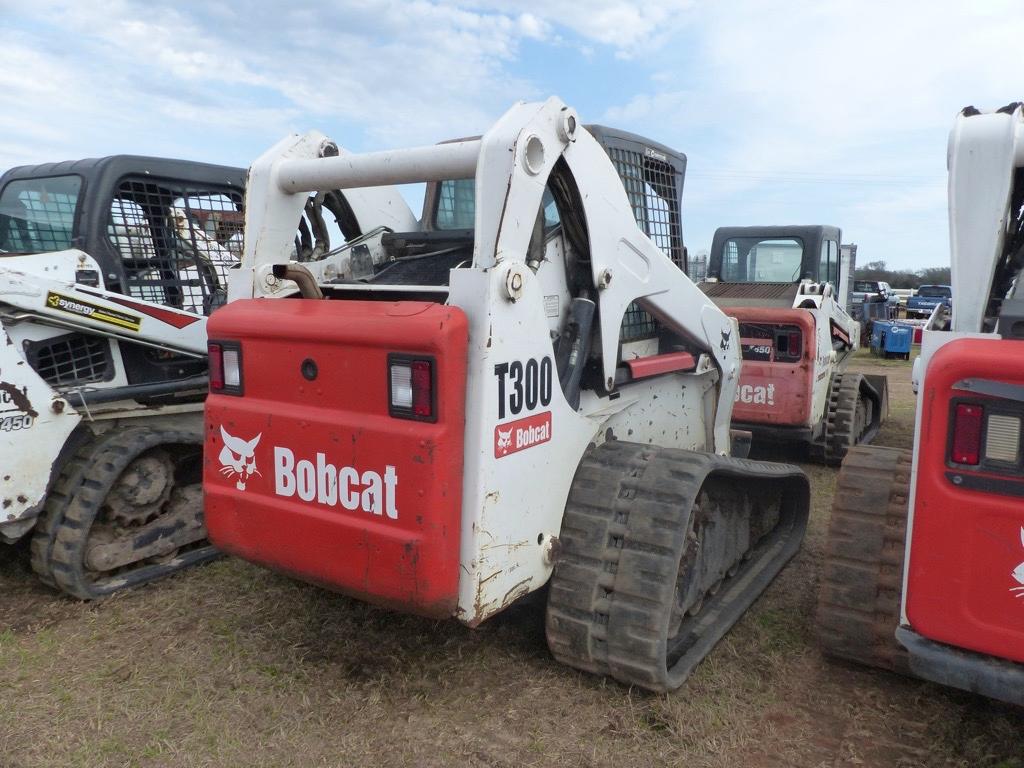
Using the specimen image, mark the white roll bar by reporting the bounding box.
[275,140,481,193]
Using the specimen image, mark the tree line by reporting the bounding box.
[854,260,950,288]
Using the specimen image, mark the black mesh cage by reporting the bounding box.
[108,178,243,315]
[589,126,687,343]
[605,147,685,271]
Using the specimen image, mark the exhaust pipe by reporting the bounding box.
[272,263,324,299]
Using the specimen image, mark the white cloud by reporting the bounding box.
[600,0,1024,268]
[2,0,1021,270]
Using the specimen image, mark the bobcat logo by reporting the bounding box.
[1012,527,1024,598]
[218,426,262,491]
[720,329,732,352]
[496,427,513,455]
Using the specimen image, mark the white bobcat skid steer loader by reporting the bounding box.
[0,155,415,599]
[204,98,811,692]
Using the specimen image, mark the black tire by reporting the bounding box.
[33,427,217,599]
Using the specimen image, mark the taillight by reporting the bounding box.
[208,340,243,395]
[388,355,436,422]
[787,331,801,356]
[985,414,1021,463]
[208,343,224,391]
[951,403,983,465]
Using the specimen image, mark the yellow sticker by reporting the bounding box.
[46,291,141,332]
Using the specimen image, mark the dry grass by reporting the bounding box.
[1,351,1022,768]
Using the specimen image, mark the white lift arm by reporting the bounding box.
[239,97,741,453]
[948,104,1024,333]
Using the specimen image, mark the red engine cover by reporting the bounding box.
[204,299,468,618]
[729,308,816,427]
[907,338,1024,663]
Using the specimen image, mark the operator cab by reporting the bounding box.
[0,157,245,391]
[0,157,245,314]
[704,225,842,308]
[308,125,688,294]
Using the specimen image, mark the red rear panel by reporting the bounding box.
[907,338,1024,662]
[729,308,815,427]
[204,299,467,618]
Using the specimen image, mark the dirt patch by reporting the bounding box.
[1,352,1022,767]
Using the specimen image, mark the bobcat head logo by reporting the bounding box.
[1012,527,1024,598]
[218,426,262,491]
[720,329,732,352]
[496,427,513,455]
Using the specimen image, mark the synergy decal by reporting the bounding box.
[46,291,142,332]
[494,356,553,419]
[218,426,262,490]
[494,411,552,458]
[1012,527,1024,599]
[274,447,398,519]
[735,383,776,406]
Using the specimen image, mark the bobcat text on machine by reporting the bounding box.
[702,226,887,464]
[0,155,416,599]
[818,102,1024,706]
[204,97,810,692]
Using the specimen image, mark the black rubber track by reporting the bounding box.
[817,444,912,675]
[30,429,124,588]
[33,426,218,599]
[545,440,809,692]
[810,373,884,467]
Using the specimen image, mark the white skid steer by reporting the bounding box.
[204,98,811,692]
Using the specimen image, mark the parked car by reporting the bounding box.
[906,284,952,317]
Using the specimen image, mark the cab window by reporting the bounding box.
[0,175,81,253]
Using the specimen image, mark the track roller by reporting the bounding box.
[816,445,911,675]
[30,426,218,599]
[545,440,809,692]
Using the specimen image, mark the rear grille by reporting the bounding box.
[24,333,113,386]
[702,282,799,300]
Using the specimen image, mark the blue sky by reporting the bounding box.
[3,0,1023,270]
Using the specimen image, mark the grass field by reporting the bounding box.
[2,350,1022,767]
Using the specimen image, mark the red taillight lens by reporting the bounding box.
[952,403,983,465]
[388,355,436,422]
[208,340,242,395]
[412,360,432,417]
[787,331,801,355]
[208,342,224,391]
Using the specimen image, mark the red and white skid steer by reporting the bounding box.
[204,98,810,692]
[0,155,416,599]
[702,225,888,465]
[818,102,1024,706]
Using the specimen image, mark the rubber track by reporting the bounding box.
[816,444,912,675]
[545,440,809,692]
[34,427,218,599]
[30,430,123,587]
